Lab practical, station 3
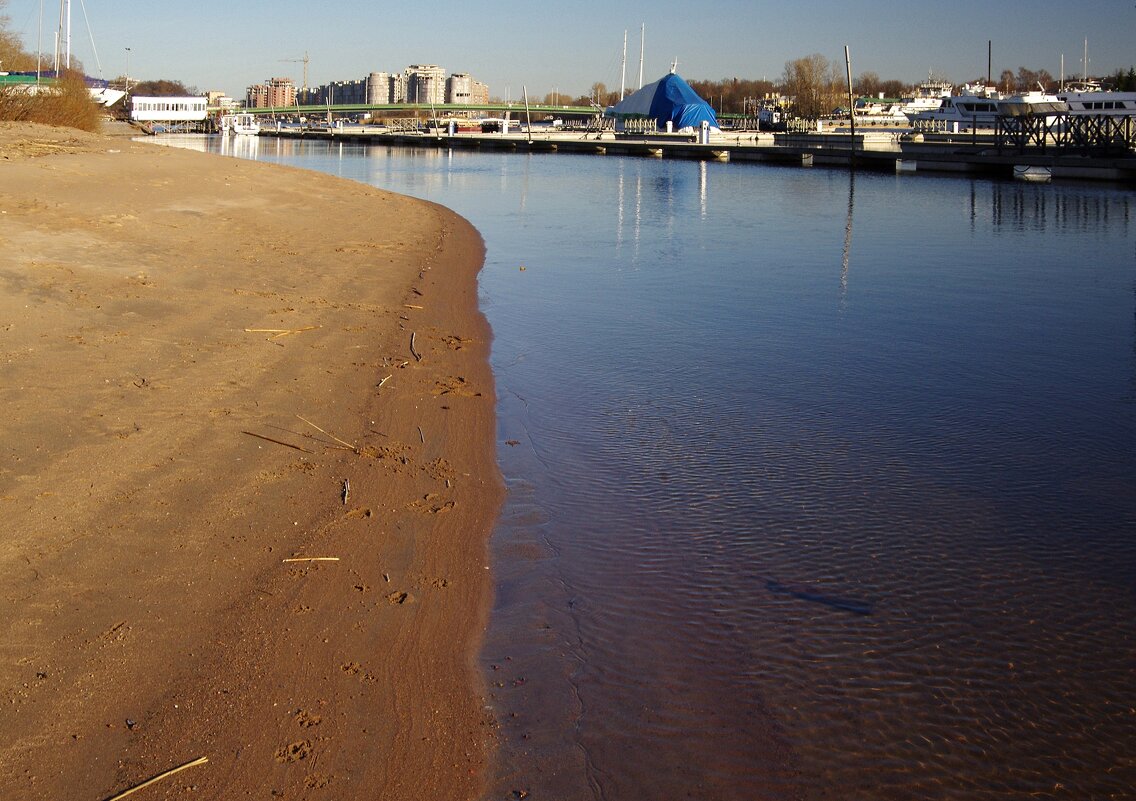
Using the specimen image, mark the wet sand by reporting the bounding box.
[0,122,503,799]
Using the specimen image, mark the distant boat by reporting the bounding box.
[996,90,1068,117]
[1057,82,1136,116]
[897,75,954,117]
[88,81,126,107]
[908,84,1065,130]
[220,113,261,136]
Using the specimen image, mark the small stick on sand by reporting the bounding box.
[296,415,357,452]
[342,478,350,505]
[245,326,320,339]
[404,304,424,309]
[378,374,393,389]
[282,557,340,563]
[103,756,209,801]
[417,426,425,444]
[410,332,422,362]
[242,431,315,454]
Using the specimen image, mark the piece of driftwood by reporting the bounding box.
[409,332,422,362]
[103,756,208,801]
[378,374,393,389]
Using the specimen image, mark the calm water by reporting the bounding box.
[181,135,1136,800]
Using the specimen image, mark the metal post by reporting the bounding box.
[845,45,856,163]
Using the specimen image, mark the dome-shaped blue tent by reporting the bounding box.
[611,72,719,131]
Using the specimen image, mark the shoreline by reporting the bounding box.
[0,122,503,799]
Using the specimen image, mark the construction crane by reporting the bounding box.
[279,51,310,92]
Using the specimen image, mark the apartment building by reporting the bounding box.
[246,77,296,108]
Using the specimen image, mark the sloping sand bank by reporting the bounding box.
[0,123,503,800]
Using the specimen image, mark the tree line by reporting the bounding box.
[558,54,1136,120]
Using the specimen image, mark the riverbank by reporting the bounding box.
[0,122,503,800]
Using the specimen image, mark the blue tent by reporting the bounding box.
[611,72,719,131]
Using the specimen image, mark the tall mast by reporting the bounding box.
[64,0,71,69]
[1083,38,1088,83]
[637,23,645,89]
[619,30,627,100]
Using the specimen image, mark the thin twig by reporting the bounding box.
[342,478,350,505]
[296,415,356,452]
[282,557,340,563]
[410,332,422,362]
[244,326,320,340]
[377,374,393,389]
[417,426,425,444]
[103,756,208,801]
[242,431,314,453]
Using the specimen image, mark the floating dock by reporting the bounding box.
[258,127,1136,184]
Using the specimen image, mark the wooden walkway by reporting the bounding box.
[257,127,1136,184]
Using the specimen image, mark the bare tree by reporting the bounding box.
[782,54,841,119]
[854,71,881,98]
[0,0,38,72]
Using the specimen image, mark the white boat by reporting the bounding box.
[997,90,1068,117]
[88,84,126,107]
[1057,82,1136,116]
[220,113,261,136]
[908,85,1065,130]
[907,85,1003,129]
[898,75,954,117]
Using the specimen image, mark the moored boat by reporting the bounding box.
[1057,82,1136,116]
[997,90,1067,117]
[908,84,1065,130]
[220,113,261,136]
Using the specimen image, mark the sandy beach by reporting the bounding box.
[0,122,503,800]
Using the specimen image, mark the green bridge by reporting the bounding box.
[230,102,602,119]
[225,102,746,122]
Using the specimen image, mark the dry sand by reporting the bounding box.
[0,122,503,799]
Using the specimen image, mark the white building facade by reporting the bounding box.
[130,96,208,122]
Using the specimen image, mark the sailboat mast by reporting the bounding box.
[620,30,627,100]
[64,0,71,69]
[638,23,645,89]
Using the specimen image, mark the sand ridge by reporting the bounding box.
[0,123,503,799]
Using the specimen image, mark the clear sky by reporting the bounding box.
[4,0,1134,99]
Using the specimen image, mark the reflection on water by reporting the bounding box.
[841,172,854,304]
[168,136,1136,800]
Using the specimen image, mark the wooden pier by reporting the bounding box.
[257,126,1136,184]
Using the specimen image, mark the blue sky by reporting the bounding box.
[4,0,1134,99]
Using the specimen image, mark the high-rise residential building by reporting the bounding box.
[297,67,488,108]
[246,77,296,108]
[405,64,446,105]
[367,72,391,104]
[446,73,473,104]
[445,75,488,104]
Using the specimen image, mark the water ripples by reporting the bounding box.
[191,138,1136,801]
